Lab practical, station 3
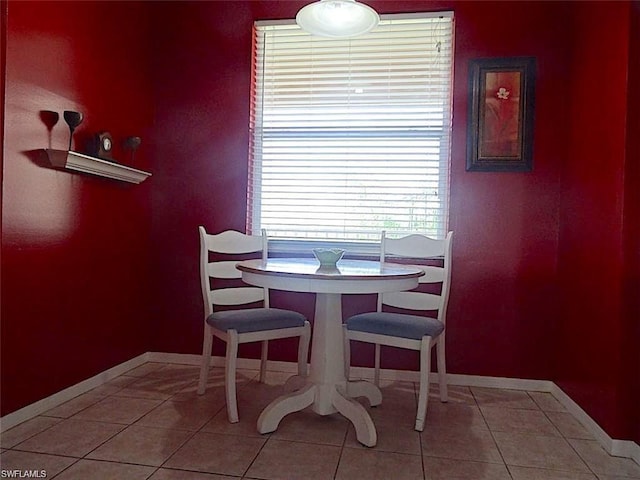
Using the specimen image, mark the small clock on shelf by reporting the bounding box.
[91,131,114,160]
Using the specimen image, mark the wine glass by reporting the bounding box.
[39,111,60,149]
[63,111,84,151]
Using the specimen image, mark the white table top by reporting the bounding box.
[237,258,424,295]
[237,258,424,280]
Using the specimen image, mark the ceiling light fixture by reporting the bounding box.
[296,0,379,38]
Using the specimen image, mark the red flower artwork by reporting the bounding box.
[480,71,521,157]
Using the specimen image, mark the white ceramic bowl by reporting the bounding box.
[312,248,345,266]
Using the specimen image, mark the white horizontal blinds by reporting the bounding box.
[248,13,454,242]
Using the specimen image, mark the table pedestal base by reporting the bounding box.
[257,379,382,447]
[256,292,383,447]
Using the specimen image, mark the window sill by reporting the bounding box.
[268,239,380,258]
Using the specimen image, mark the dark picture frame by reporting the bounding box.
[466,57,536,172]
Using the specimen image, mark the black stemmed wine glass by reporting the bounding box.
[63,111,84,151]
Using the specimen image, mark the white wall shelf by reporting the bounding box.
[45,149,151,184]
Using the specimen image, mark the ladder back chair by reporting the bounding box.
[344,230,453,431]
[197,226,311,423]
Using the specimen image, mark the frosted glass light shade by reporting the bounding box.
[296,0,379,38]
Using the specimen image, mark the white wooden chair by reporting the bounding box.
[197,226,311,423]
[344,231,453,431]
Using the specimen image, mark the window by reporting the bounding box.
[247,13,454,252]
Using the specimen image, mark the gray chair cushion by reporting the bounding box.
[207,308,306,334]
[346,312,444,340]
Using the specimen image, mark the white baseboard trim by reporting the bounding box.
[147,352,203,366]
[550,383,640,463]
[625,441,640,466]
[2,351,638,467]
[445,373,554,392]
[146,351,300,373]
[0,353,149,432]
[347,366,554,392]
[613,439,640,466]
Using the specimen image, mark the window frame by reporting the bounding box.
[248,12,455,255]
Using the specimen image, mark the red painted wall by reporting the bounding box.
[624,1,640,444]
[148,0,260,360]
[1,1,155,415]
[555,1,636,441]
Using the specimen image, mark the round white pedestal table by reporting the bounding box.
[236,258,424,447]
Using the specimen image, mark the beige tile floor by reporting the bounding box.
[1,362,639,480]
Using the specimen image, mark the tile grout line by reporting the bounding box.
[78,369,176,474]
[527,390,598,478]
[474,395,511,477]
[143,365,227,476]
[157,367,272,477]
[470,386,517,479]
[331,416,349,480]
[538,407,600,478]
[71,365,201,476]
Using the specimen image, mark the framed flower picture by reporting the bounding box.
[466,57,536,172]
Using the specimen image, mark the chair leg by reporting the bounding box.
[259,340,268,383]
[415,336,433,432]
[225,330,240,423]
[436,334,448,402]
[197,326,213,395]
[297,322,311,377]
[374,344,381,386]
[342,324,351,380]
